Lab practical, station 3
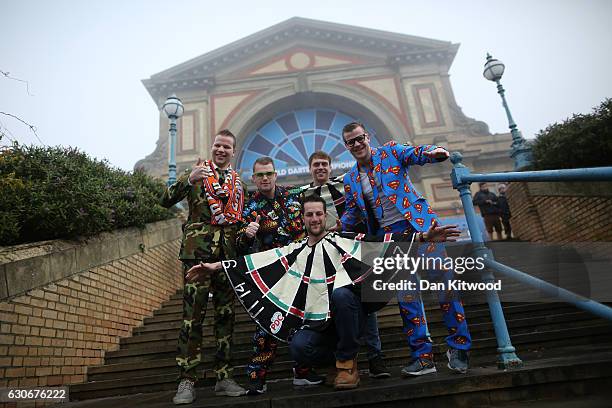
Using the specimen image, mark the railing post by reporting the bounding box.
[450,152,523,369]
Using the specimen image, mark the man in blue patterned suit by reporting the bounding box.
[340,122,471,376]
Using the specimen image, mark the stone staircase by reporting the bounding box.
[65,242,612,406]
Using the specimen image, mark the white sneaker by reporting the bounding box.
[172,379,195,405]
[214,378,246,397]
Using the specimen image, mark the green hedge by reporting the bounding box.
[531,98,612,170]
[0,143,175,246]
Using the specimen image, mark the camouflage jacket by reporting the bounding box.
[161,169,245,261]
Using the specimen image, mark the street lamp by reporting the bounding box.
[162,94,184,185]
[483,53,532,170]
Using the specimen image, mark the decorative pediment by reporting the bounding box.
[143,17,458,101]
[238,47,371,78]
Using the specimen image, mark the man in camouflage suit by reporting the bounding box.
[161,129,246,404]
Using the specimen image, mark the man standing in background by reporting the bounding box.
[473,182,502,240]
[497,183,512,239]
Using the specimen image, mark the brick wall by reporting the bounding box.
[0,220,182,405]
[505,182,547,241]
[506,181,612,257]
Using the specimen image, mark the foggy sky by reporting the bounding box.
[1,0,611,171]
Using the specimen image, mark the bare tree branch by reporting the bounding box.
[0,69,34,96]
[0,130,17,144]
[0,119,17,144]
[0,111,44,145]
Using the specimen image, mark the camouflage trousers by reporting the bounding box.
[177,260,236,381]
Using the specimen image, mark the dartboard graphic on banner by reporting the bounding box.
[222,232,413,342]
[237,109,381,179]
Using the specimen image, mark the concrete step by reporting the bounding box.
[108,302,608,359]
[121,309,597,356]
[128,302,592,344]
[142,309,256,325]
[492,395,611,408]
[131,319,256,336]
[71,242,612,404]
[87,334,612,385]
[133,299,576,331]
[119,309,602,355]
[68,351,612,405]
[88,322,612,385]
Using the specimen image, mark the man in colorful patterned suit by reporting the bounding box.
[237,156,323,395]
[340,122,472,376]
[162,129,246,404]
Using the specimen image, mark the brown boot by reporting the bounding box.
[325,366,337,386]
[334,358,359,390]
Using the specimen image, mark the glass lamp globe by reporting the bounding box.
[162,94,184,118]
[483,54,505,82]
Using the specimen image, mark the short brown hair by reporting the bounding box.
[341,121,367,142]
[216,129,236,148]
[308,151,332,167]
[253,156,275,172]
[302,194,327,213]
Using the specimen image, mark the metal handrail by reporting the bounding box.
[449,152,612,369]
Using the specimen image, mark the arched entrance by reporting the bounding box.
[237,108,381,179]
[235,92,391,184]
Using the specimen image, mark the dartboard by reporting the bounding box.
[237,108,380,178]
[222,231,407,342]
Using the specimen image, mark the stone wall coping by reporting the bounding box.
[0,218,182,301]
[523,181,612,197]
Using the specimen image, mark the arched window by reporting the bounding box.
[237,108,380,178]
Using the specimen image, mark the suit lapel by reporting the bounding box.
[369,150,384,221]
[370,151,381,204]
[350,167,366,212]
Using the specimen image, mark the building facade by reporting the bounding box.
[136,17,513,216]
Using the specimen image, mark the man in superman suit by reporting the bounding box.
[340,121,472,376]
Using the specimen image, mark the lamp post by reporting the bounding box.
[483,53,532,170]
[162,94,184,185]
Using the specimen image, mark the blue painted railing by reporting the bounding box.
[450,152,612,369]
